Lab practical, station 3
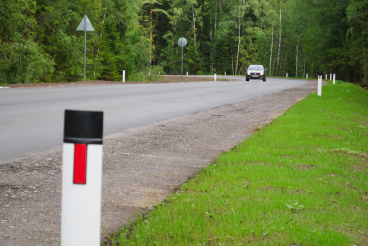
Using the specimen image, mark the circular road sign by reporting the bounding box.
[178,37,187,47]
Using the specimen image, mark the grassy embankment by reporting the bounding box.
[105,81,368,245]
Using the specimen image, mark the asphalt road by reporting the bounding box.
[0,76,309,164]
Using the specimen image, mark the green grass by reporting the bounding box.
[104,81,368,245]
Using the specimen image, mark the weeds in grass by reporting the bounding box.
[104,81,368,245]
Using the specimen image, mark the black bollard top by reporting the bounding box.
[318,71,323,76]
[64,110,103,144]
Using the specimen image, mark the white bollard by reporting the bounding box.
[186,72,188,76]
[214,73,217,81]
[61,110,104,246]
[149,71,150,76]
[286,73,288,78]
[122,69,125,83]
[318,74,322,96]
[159,71,160,75]
[225,71,226,75]
[333,74,336,84]
[330,73,332,80]
[306,73,308,79]
[325,74,327,80]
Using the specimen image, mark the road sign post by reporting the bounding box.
[318,72,322,96]
[61,110,103,246]
[77,16,94,82]
[178,37,187,80]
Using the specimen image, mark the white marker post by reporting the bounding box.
[286,73,288,78]
[306,73,308,79]
[61,110,104,246]
[325,74,327,80]
[214,73,217,81]
[225,71,226,75]
[122,69,125,83]
[187,72,188,76]
[333,73,336,84]
[318,72,322,96]
[330,73,332,80]
[76,16,94,82]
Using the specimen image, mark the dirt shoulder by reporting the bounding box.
[0,80,321,246]
[3,76,231,89]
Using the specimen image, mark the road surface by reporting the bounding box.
[0,76,308,164]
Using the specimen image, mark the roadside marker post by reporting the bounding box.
[286,73,288,78]
[61,110,104,246]
[122,69,125,83]
[333,73,336,84]
[187,72,188,76]
[325,74,327,80]
[318,72,322,96]
[330,73,332,80]
[225,71,226,75]
[306,73,308,79]
[214,73,217,81]
[76,15,94,82]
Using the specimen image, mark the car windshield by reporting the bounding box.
[248,65,263,70]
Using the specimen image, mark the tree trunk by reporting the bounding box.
[283,43,287,76]
[296,38,298,77]
[192,5,196,46]
[214,0,217,70]
[277,0,282,76]
[14,42,25,82]
[303,52,306,78]
[149,5,153,67]
[235,6,241,75]
[210,28,213,72]
[232,55,234,75]
[269,25,273,76]
[215,1,217,32]
[364,42,367,85]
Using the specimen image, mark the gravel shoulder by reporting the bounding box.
[0,80,322,245]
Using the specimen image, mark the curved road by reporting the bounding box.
[0,76,308,164]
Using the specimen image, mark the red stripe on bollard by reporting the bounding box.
[73,144,87,184]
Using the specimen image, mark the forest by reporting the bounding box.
[0,0,367,86]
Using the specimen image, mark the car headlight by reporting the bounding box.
[247,72,250,75]
[260,72,264,76]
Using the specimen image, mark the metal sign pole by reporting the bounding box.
[177,37,187,80]
[76,15,94,82]
[181,41,183,80]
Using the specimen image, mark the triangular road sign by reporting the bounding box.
[76,15,94,31]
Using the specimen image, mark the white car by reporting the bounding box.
[246,65,267,82]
